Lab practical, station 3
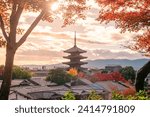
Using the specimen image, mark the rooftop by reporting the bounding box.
[64,45,87,53]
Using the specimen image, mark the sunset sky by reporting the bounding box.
[0,1,148,65]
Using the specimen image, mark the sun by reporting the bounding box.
[51,2,59,11]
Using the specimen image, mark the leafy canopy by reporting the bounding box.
[0,0,87,49]
[96,0,150,56]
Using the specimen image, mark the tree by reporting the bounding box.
[95,0,150,91]
[135,61,150,91]
[0,0,87,99]
[46,68,72,85]
[120,66,135,83]
[12,66,31,80]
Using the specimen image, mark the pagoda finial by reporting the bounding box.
[74,31,76,46]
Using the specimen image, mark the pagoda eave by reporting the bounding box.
[63,56,87,59]
[63,62,87,65]
[64,46,87,53]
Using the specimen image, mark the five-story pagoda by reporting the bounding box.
[63,32,87,70]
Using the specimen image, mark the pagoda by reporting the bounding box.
[63,32,87,70]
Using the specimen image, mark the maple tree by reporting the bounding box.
[96,0,150,55]
[95,0,150,92]
[0,0,87,99]
[90,72,127,83]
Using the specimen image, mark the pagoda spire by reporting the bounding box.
[74,31,76,46]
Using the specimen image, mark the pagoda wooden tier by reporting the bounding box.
[63,54,87,59]
[63,32,87,70]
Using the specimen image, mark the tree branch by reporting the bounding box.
[16,10,45,49]
[14,3,24,27]
[0,15,9,42]
[10,2,17,19]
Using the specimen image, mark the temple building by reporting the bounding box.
[63,32,87,70]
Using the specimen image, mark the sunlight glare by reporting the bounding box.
[51,2,59,11]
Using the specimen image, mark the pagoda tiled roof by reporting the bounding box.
[62,61,87,65]
[64,45,86,53]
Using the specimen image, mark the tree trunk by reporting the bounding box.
[0,45,15,100]
[135,60,150,92]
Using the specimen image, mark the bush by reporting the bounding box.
[90,72,127,83]
[87,91,102,100]
[0,66,31,80]
[46,68,72,85]
[12,66,31,79]
[112,90,125,100]
[62,91,76,100]
[112,90,150,100]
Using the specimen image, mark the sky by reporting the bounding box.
[0,1,148,65]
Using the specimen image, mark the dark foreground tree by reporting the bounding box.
[0,0,87,99]
[135,61,150,92]
[95,0,150,91]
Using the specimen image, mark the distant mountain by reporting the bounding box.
[21,59,149,70]
[84,59,149,70]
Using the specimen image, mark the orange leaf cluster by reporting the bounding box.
[122,88,136,96]
[130,31,150,56]
[67,68,78,76]
[90,72,127,83]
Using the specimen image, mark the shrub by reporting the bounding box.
[0,66,31,80]
[12,66,32,79]
[46,68,72,85]
[87,91,102,100]
[122,88,136,96]
[135,90,150,100]
[90,72,127,83]
[112,90,150,100]
[112,90,125,100]
[62,91,76,100]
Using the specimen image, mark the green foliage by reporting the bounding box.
[135,90,150,100]
[87,91,102,100]
[0,66,31,80]
[120,66,135,82]
[101,69,108,73]
[112,90,150,100]
[46,68,72,85]
[112,90,125,100]
[62,91,76,100]
[12,66,31,79]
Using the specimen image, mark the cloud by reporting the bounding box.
[15,49,65,65]
[85,49,144,60]
[111,33,123,41]
[31,32,71,39]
